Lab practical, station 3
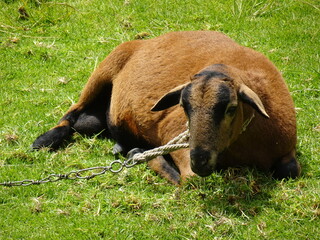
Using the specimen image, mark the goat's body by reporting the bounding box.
[32,31,298,184]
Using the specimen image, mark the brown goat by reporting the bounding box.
[32,31,300,184]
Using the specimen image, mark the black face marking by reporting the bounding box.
[181,84,193,116]
[194,71,229,82]
[213,84,231,125]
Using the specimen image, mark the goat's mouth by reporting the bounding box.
[192,166,215,177]
[190,148,217,177]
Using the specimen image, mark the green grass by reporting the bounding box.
[0,0,319,239]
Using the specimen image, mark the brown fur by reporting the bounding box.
[32,31,299,184]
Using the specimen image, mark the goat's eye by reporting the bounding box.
[225,105,237,116]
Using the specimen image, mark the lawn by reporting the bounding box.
[0,0,319,239]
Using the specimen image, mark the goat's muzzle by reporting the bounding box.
[190,147,217,177]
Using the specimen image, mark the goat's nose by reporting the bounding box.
[190,147,211,167]
[190,147,216,177]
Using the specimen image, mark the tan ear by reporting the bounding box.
[238,84,270,118]
[151,83,189,111]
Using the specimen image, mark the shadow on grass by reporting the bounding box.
[183,168,280,219]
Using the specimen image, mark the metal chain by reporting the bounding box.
[0,129,189,187]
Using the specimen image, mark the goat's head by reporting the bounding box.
[151,64,269,177]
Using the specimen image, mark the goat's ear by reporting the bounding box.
[151,83,188,111]
[238,84,270,118]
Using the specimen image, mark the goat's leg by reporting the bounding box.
[32,83,111,150]
[126,147,181,185]
[147,156,181,185]
[272,149,300,179]
[169,149,195,182]
[32,114,75,150]
[32,102,108,150]
[32,40,142,150]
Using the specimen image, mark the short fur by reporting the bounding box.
[32,31,299,184]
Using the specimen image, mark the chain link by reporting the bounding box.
[0,129,189,187]
[0,158,142,187]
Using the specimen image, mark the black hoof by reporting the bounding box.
[32,126,70,150]
[126,148,145,159]
[112,143,124,155]
[272,157,300,180]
